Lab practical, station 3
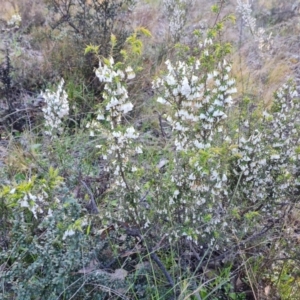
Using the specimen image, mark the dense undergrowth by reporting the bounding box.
[1,0,300,299]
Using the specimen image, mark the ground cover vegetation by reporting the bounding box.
[1,0,300,299]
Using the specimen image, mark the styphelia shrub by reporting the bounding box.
[41,78,69,137]
[163,0,194,42]
[86,54,144,228]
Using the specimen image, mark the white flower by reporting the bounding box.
[63,229,75,240]
[213,110,225,117]
[174,190,180,197]
[227,78,235,86]
[218,85,227,92]
[157,97,167,104]
[194,140,205,149]
[166,75,176,85]
[225,96,233,104]
[125,66,135,79]
[174,122,186,131]
[191,75,198,84]
[117,69,125,79]
[97,113,105,120]
[135,146,143,154]
[120,102,133,114]
[199,113,207,120]
[227,87,237,94]
[125,127,138,139]
[225,65,231,72]
[165,60,174,73]
[258,158,266,165]
[189,173,196,180]
[108,97,119,108]
[109,56,114,65]
[144,219,151,228]
[172,88,179,96]
[214,99,223,106]
[207,73,213,80]
[180,77,191,97]
[291,90,298,98]
[112,131,122,138]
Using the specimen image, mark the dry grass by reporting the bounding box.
[0,0,19,22]
[4,135,40,177]
[232,52,291,108]
[257,0,278,10]
[0,0,46,28]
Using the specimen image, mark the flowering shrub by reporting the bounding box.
[150,38,237,244]
[236,0,273,53]
[236,83,299,200]
[41,78,69,137]
[163,0,193,42]
[87,55,144,226]
[236,0,256,33]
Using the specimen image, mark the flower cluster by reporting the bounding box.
[236,0,256,33]
[19,192,44,219]
[94,58,135,127]
[236,0,273,54]
[41,78,69,137]
[153,40,236,152]
[3,169,62,222]
[163,0,193,42]
[7,13,22,27]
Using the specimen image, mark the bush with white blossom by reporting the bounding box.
[236,0,273,53]
[87,55,145,225]
[150,37,237,245]
[41,78,69,137]
[163,0,194,42]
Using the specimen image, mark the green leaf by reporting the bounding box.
[137,26,152,37]
[84,44,99,55]
[211,4,219,13]
[110,34,117,48]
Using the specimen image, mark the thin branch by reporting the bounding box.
[150,251,175,287]
[81,180,99,214]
